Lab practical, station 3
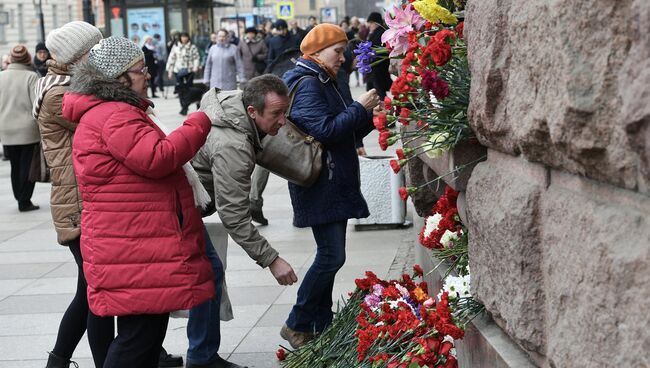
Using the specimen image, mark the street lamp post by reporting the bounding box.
[34,0,45,41]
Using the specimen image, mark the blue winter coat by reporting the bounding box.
[283,58,374,228]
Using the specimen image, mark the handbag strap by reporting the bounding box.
[287,75,314,118]
[286,76,319,144]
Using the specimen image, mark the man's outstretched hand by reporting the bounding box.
[269,256,298,286]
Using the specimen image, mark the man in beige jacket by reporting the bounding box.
[193,74,296,280]
[190,74,296,368]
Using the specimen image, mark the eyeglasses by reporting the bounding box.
[127,66,148,75]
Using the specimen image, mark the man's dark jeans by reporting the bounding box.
[186,225,224,365]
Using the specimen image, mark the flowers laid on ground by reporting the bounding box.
[418,185,484,328]
[279,266,464,367]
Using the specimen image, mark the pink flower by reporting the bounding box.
[381,4,426,57]
[364,293,381,308]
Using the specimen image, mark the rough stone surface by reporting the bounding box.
[466,0,647,190]
[403,155,441,217]
[465,150,549,362]
[541,171,650,367]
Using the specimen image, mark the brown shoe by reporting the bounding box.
[280,324,316,349]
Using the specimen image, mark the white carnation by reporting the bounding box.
[423,213,443,238]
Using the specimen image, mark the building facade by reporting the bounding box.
[0,0,105,64]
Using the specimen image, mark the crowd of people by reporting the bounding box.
[0,11,390,368]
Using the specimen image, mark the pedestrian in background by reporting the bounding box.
[204,29,245,91]
[0,54,10,161]
[33,42,52,77]
[0,45,40,212]
[167,31,200,115]
[365,12,391,99]
[34,21,116,368]
[238,27,268,83]
[289,20,307,44]
[280,24,380,348]
[142,35,159,98]
[153,33,167,95]
[266,19,299,66]
[63,36,215,367]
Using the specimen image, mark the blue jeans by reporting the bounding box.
[186,225,224,365]
[286,220,348,333]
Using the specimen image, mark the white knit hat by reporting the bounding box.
[88,36,144,79]
[46,21,103,65]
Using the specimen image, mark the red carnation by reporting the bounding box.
[373,112,387,130]
[399,186,416,201]
[434,29,456,43]
[399,108,411,124]
[456,21,464,39]
[384,96,392,110]
[413,264,424,277]
[390,159,401,174]
[276,348,286,361]
[396,148,406,160]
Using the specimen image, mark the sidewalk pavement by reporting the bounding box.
[0,81,414,367]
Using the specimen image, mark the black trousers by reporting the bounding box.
[103,313,169,368]
[175,72,195,110]
[52,238,115,367]
[3,143,37,207]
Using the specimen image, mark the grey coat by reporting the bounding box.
[192,89,279,268]
[204,43,245,90]
[0,64,40,145]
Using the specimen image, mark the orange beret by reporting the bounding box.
[300,24,348,55]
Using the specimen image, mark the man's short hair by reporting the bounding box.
[243,75,289,114]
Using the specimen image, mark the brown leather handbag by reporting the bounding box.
[255,76,322,187]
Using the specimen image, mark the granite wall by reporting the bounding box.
[462,0,650,366]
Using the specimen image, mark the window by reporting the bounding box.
[68,5,73,23]
[310,0,316,11]
[17,4,25,42]
[52,4,58,29]
[0,5,6,44]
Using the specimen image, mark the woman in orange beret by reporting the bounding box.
[280,23,381,348]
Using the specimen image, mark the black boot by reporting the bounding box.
[45,352,78,368]
[158,347,184,367]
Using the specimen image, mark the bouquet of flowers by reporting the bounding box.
[419,186,463,251]
[278,266,465,367]
[357,0,477,199]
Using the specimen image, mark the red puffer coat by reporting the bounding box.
[62,89,215,317]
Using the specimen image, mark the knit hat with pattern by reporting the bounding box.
[10,45,31,65]
[46,21,102,65]
[88,36,144,79]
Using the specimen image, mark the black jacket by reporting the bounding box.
[266,33,299,65]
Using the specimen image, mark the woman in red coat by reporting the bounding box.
[62,36,215,368]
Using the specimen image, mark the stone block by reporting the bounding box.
[465,150,549,361]
[541,170,650,367]
[466,0,647,190]
[403,155,440,217]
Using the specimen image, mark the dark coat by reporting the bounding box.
[366,27,392,96]
[267,33,298,65]
[142,46,158,75]
[283,58,374,228]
